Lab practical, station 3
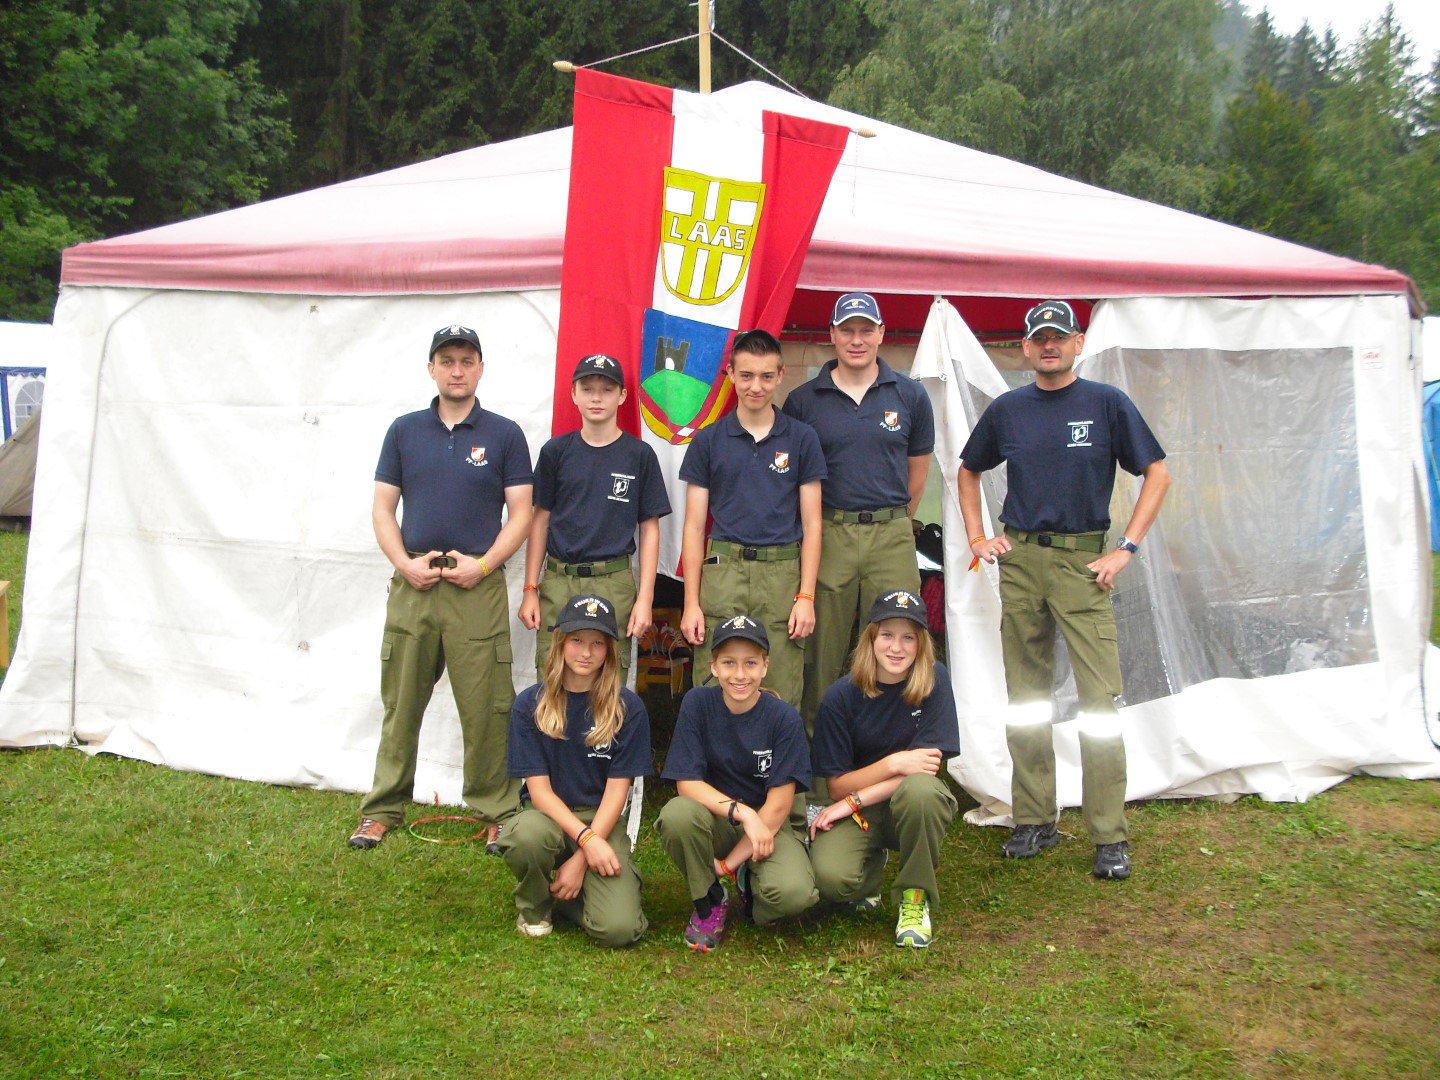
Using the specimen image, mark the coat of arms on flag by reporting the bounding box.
[553,69,850,572]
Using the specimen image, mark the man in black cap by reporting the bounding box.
[349,323,534,849]
[959,300,1170,880]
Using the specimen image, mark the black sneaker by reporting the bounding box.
[1001,821,1059,859]
[1093,841,1131,880]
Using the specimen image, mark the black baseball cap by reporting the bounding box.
[550,594,619,639]
[1023,300,1079,338]
[430,324,482,357]
[867,589,929,629]
[710,613,770,653]
[572,353,624,388]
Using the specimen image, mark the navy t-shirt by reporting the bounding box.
[781,357,934,511]
[661,686,811,807]
[811,662,961,778]
[534,431,671,563]
[375,398,534,554]
[678,408,825,546]
[506,684,653,808]
[960,378,1165,534]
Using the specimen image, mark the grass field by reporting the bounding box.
[0,540,1437,1077]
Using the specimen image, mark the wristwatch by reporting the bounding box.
[1115,537,1139,554]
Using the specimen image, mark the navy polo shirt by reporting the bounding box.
[534,431,671,563]
[781,357,934,511]
[960,378,1165,534]
[375,397,534,554]
[811,662,961,779]
[507,684,653,808]
[678,407,825,546]
[661,686,811,807]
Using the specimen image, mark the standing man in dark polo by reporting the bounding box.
[781,293,934,729]
[349,323,534,849]
[959,300,1170,880]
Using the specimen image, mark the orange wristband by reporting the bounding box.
[794,592,815,602]
[522,583,539,592]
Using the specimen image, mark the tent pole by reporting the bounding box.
[698,0,712,94]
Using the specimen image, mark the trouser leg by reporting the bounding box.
[444,572,521,823]
[886,773,958,907]
[1049,547,1127,843]
[747,828,818,924]
[576,828,648,947]
[360,577,443,826]
[656,796,723,903]
[803,519,861,733]
[499,808,566,924]
[809,817,887,905]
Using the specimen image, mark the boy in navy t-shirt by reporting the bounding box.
[656,615,818,951]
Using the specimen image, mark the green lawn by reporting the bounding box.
[0,540,1437,1076]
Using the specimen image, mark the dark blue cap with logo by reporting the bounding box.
[430,324,482,357]
[551,594,620,639]
[711,613,770,653]
[571,353,625,388]
[1023,300,1080,338]
[867,588,929,629]
[831,292,884,326]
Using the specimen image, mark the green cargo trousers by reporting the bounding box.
[998,537,1128,844]
[809,773,958,908]
[691,542,804,708]
[655,796,818,925]
[498,806,647,948]
[802,515,920,730]
[359,569,521,827]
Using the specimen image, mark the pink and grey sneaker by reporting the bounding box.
[683,887,730,952]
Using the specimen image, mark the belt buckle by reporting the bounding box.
[1037,534,1053,548]
[858,511,874,524]
[577,564,594,577]
[742,546,759,561]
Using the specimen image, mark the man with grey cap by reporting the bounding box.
[958,300,1170,879]
[781,292,935,733]
[349,323,534,850]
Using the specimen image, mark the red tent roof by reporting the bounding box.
[61,81,1419,333]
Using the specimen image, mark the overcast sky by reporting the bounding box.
[1248,0,1440,68]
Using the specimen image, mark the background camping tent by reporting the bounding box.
[1,81,1434,818]
[0,403,42,518]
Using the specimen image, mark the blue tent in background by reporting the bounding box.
[1425,381,1440,550]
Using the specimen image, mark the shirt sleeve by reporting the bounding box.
[959,405,1002,471]
[677,427,712,487]
[506,686,550,778]
[795,420,828,484]
[769,700,812,794]
[913,663,961,757]
[1111,391,1166,476]
[610,690,655,778]
[636,441,673,521]
[907,380,936,457]
[532,438,559,511]
[375,420,402,486]
[660,694,708,781]
[810,679,857,778]
[500,420,535,488]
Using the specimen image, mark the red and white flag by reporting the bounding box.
[553,69,850,574]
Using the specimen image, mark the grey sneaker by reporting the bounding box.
[1001,821,1059,859]
[1093,841,1131,880]
[516,911,553,937]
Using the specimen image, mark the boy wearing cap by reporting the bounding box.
[781,293,934,729]
[960,300,1170,880]
[521,353,671,677]
[679,330,824,708]
[656,614,818,951]
[350,323,534,850]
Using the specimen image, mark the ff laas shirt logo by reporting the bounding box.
[880,409,901,432]
[1067,421,1092,448]
[752,749,773,778]
[769,451,790,474]
[608,473,634,502]
[467,446,488,467]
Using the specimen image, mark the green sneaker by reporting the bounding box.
[894,888,932,948]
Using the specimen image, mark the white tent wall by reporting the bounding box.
[0,287,560,806]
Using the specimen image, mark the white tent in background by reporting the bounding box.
[2,81,1434,819]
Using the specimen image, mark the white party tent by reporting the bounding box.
[3,80,1435,819]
